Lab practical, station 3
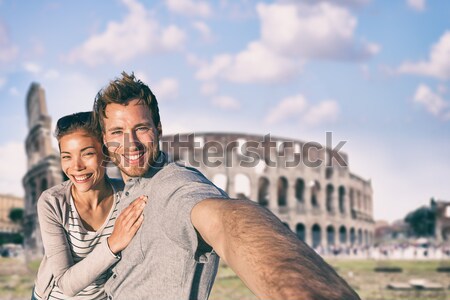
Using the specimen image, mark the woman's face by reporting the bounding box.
[59,129,106,193]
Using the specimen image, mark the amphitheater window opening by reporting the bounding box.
[257,177,270,207]
[327,225,335,246]
[296,223,306,242]
[339,226,347,244]
[357,191,361,210]
[277,177,288,207]
[326,184,334,213]
[350,228,356,245]
[234,174,251,199]
[310,180,321,209]
[364,230,369,246]
[212,174,228,193]
[325,167,333,180]
[358,229,363,245]
[339,186,346,214]
[236,138,246,156]
[282,223,290,230]
[295,178,305,205]
[312,224,322,249]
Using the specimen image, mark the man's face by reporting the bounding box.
[102,99,161,180]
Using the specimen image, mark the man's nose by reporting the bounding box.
[126,131,142,150]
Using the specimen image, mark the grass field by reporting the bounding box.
[1,257,449,300]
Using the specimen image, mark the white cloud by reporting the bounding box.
[152,78,179,101]
[0,142,26,197]
[0,23,18,63]
[224,42,302,83]
[194,2,377,84]
[280,0,371,8]
[266,94,308,124]
[303,100,339,125]
[192,21,213,41]
[406,0,426,11]
[257,2,379,60]
[398,31,450,80]
[200,82,217,96]
[196,42,302,83]
[67,0,186,66]
[267,95,339,126]
[211,95,240,110]
[413,84,449,119]
[165,0,212,18]
[23,62,42,74]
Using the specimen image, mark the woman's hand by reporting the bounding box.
[107,195,147,255]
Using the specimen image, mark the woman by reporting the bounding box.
[33,112,146,300]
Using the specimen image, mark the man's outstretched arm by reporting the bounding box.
[191,198,360,300]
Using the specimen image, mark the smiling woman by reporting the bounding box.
[32,111,147,300]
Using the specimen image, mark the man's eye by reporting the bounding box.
[137,127,149,132]
[111,131,122,136]
[84,152,95,156]
[61,156,70,160]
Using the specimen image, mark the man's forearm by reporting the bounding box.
[217,199,360,300]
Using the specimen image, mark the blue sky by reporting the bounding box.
[0,0,449,222]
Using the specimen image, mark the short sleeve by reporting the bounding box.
[152,164,228,257]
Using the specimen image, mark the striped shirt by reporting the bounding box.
[36,191,119,300]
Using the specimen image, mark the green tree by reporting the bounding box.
[8,208,24,224]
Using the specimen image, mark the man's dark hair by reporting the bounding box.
[93,71,160,131]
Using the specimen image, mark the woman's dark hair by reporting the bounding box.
[55,111,102,142]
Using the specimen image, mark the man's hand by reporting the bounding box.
[107,195,147,255]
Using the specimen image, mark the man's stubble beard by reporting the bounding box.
[110,145,160,178]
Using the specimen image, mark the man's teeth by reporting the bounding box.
[74,174,92,181]
[126,153,143,160]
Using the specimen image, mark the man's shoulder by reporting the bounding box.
[153,162,209,183]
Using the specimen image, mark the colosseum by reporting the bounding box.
[160,132,374,252]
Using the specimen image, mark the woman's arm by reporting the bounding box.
[37,192,146,296]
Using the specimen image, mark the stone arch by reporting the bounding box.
[312,224,322,248]
[326,184,334,213]
[350,227,356,245]
[277,177,288,207]
[326,225,335,246]
[296,223,306,242]
[295,178,305,205]
[257,177,270,207]
[338,186,345,214]
[310,180,321,208]
[339,225,347,244]
[212,173,228,192]
[234,173,251,199]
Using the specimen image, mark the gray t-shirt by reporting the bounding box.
[104,155,228,300]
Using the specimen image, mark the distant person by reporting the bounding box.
[32,112,146,300]
[94,72,361,300]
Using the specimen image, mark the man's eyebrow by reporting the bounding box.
[60,151,71,155]
[107,126,123,132]
[134,122,153,128]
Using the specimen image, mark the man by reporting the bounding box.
[94,72,360,300]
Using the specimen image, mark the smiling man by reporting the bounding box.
[93,72,360,300]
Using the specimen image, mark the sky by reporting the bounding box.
[0,0,449,222]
